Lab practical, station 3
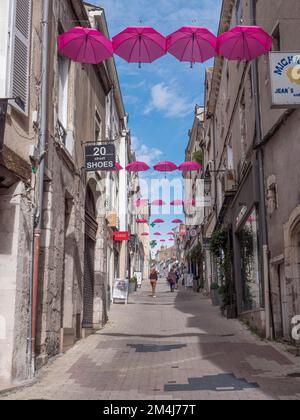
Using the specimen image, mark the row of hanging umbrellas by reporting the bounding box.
[58,25,273,66]
[135,199,195,207]
[136,218,183,224]
[100,161,201,173]
[126,161,202,172]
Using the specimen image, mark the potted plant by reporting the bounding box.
[210,283,222,306]
[129,277,137,294]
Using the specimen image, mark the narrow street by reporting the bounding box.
[2,283,300,401]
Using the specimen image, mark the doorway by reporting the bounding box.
[83,187,98,329]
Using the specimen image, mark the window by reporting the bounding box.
[239,90,247,160]
[236,0,243,24]
[8,0,32,114]
[58,54,69,130]
[0,0,10,97]
[272,24,281,52]
[227,144,234,170]
[95,110,102,143]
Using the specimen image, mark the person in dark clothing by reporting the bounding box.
[167,268,177,293]
[149,268,158,297]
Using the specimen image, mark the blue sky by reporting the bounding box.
[93,0,222,243]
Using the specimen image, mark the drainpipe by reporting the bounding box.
[29,0,50,376]
[250,0,272,339]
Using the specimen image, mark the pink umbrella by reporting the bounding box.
[141,233,150,236]
[154,232,162,236]
[153,219,165,224]
[218,26,273,61]
[171,199,184,206]
[172,219,183,224]
[160,240,166,243]
[152,199,166,206]
[169,238,175,241]
[58,27,113,64]
[185,199,196,206]
[178,161,202,172]
[153,161,178,172]
[107,162,123,172]
[136,218,148,224]
[167,26,217,66]
[126,162,150,172]
[168,232,175,236]
[134,198,149,207]
[112,27,167,66]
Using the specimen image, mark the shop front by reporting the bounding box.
[232,165,266,335]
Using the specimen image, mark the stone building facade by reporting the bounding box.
[201,0,300,339]
[0,0,143,386]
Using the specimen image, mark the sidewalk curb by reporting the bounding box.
[0,379,37,398]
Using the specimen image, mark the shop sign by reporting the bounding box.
[112,279,129,303]
[113,231,129,241]
[85,144,115,172]
[270,52,300,108]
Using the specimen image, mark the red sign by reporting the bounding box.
[113,231,129,242]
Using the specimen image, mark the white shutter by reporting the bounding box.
[9,0,32,114]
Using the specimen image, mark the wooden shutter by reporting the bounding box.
[10,0,32,114]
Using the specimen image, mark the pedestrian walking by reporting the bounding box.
[149,268,158,297]
[167,268,177,293]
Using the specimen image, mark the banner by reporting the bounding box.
[85,144,116,172]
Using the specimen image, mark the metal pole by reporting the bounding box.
[30,0,50,375]
[250,0,272,339]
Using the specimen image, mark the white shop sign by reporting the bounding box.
[270,52,300,108]
[112,279,129,304]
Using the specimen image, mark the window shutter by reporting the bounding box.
[10,0,32,114]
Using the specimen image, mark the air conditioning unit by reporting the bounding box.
[106,212,119,229]
[224,170,237,194]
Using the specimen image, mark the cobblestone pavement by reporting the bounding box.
[2,281,300,400]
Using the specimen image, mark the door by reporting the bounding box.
[83,235,95,327]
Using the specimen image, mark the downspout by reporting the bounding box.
[30,0,50,376]
[250,0,272,339]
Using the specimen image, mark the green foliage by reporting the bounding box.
[193,150,204,166]
[191,243,202,259]
[210,227,234,310]
[129,277,137,284]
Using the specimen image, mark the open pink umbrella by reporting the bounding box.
[126,162,150,172]
[107,162,123,172]
[167,27,217,66]
[112,27,167,67]
[178,161,202,172]
[152,199,166,206]
[172,219,183,224]
[136,218,148,224]
[185,199,196,206]
[134,198,149,207]
[168,232,175,236]
[218,26,273,61]
[141,233,150,236]
[171,199,184,206]
[154,232,162,236]
[153,161,178,172]
[153,219,165,224]
[58,27,113,64]
[160,240,166,243]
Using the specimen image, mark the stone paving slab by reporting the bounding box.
[1,281,300,400]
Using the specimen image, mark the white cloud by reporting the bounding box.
[131,136,163,165]
[145,82,192,118]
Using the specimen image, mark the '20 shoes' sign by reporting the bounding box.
[85,144,116,172]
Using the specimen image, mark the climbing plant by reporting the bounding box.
[193,150,204,166]
[210,227,234,309]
